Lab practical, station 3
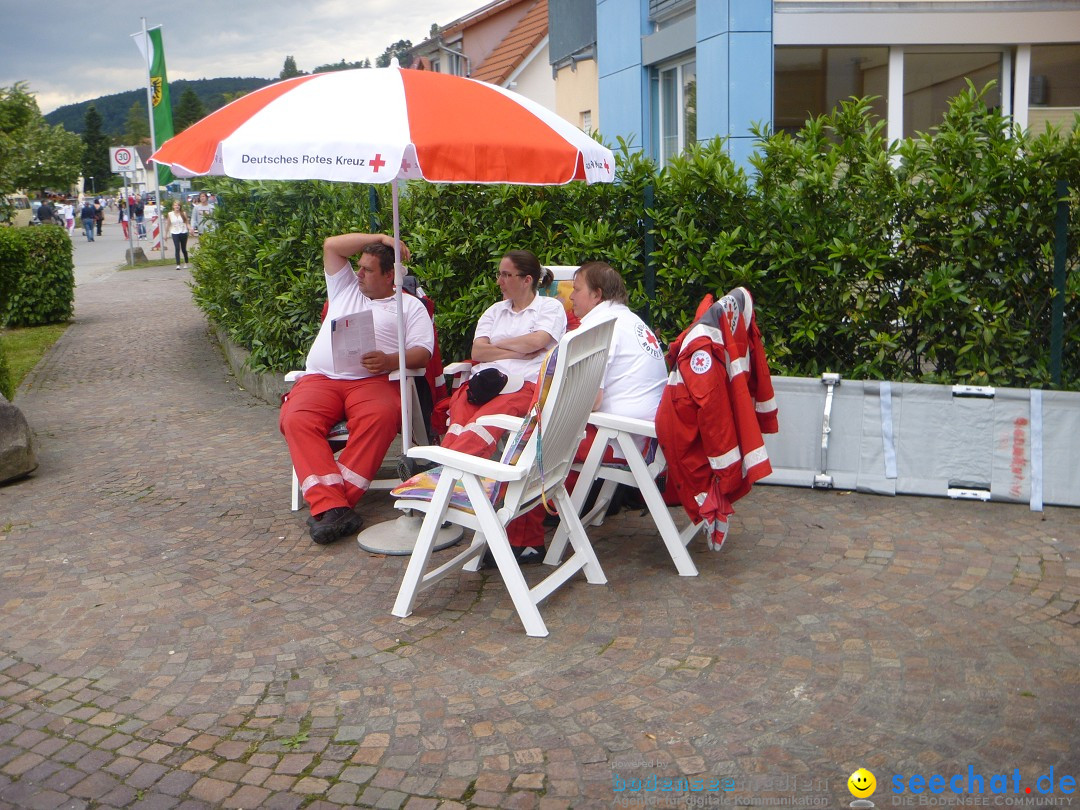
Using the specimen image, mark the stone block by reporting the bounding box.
[0,394,37,484]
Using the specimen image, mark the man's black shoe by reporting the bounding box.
[480,544,545,570]
[309,506,364,545]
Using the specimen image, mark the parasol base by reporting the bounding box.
[357,514,463,556]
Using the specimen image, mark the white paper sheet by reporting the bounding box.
[330,309,375,375]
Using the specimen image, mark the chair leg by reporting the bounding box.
[392,473,455,619]
[543,430,613,567]
[551,485,607,585]
[465,479,549,638]
[291,467,301,512]
[617,435,699,577]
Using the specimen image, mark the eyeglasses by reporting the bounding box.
[497,271,527,280]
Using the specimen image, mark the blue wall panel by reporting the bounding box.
[730,0,773,32]
[695,32,729,144]
[729,31,773,140]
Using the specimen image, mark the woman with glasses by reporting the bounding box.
[438,249,566,565]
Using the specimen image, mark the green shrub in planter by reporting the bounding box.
[2,226,74,327]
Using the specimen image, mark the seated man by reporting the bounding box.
[280,232,434,545]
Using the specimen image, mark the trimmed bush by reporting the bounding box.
[192,181,381,372]
[2,225,74,327]
[188,86,1080,390]
[0,227,28,319]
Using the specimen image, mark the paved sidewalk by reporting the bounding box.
[1,221,1077,809]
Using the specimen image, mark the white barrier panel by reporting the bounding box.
[761,376,1080,509]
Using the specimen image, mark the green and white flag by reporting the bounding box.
[133,25,175,185]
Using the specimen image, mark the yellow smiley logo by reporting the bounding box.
[848,768,877,798]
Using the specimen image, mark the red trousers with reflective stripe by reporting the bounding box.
[441,382,537,457]
[441,383,540,546]
[279,374,400,516]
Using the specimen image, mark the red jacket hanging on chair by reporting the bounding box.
[655,287,778,551]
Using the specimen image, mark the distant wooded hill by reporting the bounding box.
[44,77,275,135]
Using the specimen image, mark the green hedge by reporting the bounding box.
[0,226,28,319]
[2,225,75,327]
[191,86,1080,390]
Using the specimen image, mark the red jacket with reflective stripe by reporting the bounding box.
[655,288,778,532]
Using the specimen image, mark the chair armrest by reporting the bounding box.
[587,411,657,439]
[284,370,306,383]
[443,361,473,376]
[474,414,526,432]
[405,445,527,481]
[388,368,424,381]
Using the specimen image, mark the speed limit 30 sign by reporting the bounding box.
[110,146,135,173]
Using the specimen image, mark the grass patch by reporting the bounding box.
[1,323,68,393]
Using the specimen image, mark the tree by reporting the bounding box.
[430,23,440,38]
[174,88,207,132]
[313,59,369,74]
[280,56,304,80]
[376,39,413,68]
[81,106,111,193]
[0,83,83,198]
[125,100,150,144]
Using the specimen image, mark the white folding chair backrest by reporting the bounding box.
[501,316,616,515]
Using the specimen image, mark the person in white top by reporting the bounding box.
[164,201,190,269]
[441,250,566,460]
[569,261,667,434]
[279,232,435,545]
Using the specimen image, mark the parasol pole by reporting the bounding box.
[392,177,411,453]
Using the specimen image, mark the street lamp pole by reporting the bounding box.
[89,177,95,194]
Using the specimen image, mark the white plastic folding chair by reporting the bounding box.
[390,316,617,637]
[542,413,702,576]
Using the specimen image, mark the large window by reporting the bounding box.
[774,47,888,135]
[903,51,1002,138]
[652,58,696,166]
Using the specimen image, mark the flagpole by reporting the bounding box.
[141,17,165,259]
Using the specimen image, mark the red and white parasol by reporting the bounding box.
[151,66,615,458]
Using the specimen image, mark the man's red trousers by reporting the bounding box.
[279,374,400,517]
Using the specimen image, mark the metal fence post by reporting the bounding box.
[643,183,655,327]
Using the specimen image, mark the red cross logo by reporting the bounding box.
[370,153,386,172]
[604,160,610,173]
[401,158,412,172]
[645,330,659,349]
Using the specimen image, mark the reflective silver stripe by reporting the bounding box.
[667,369,683,386]
[338,463,371,492]
[447,423,465,436]
[300,472,343,494]
[465,423,497,446]
[727,352,749,378]
[755,397,776,413]
[1030,388,1043,512]
[708,447,741,471]
[694,491,708,506]
[685,323,724,346]
[741,445,769,474]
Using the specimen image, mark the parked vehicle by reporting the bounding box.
[3,194,32,227]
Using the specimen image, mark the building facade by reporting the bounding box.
[597,0,1080,167]
[409,0,557,112]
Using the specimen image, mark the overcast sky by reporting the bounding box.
[1,0,487,115]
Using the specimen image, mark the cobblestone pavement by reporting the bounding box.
[1,223,1077,809]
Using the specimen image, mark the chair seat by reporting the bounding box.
[391,467,500,516]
